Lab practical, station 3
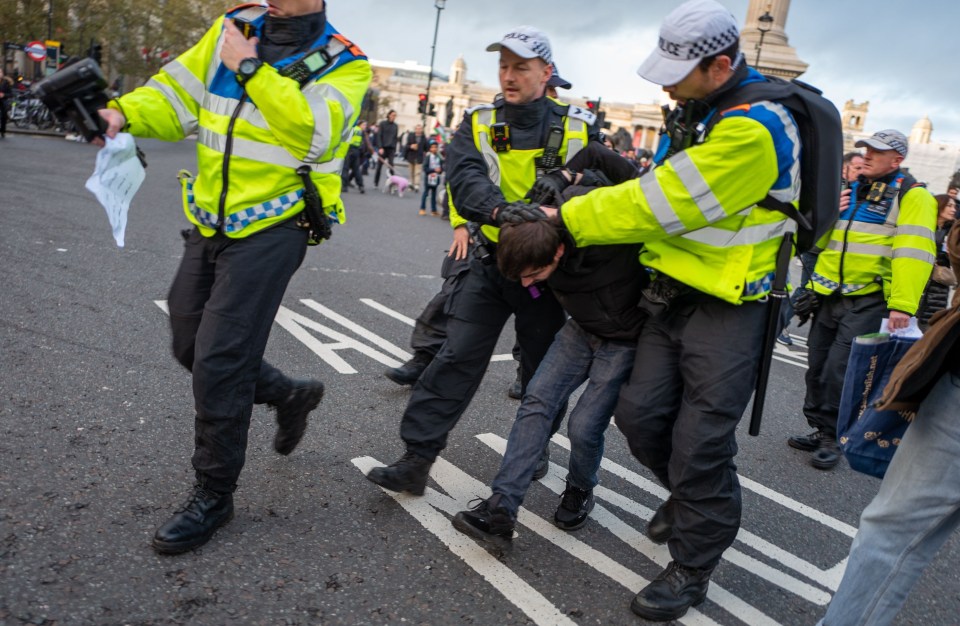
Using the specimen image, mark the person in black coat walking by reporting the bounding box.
[374,109,399,186]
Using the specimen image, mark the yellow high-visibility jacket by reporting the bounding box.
[560,83,801,305]
[809,172,936,314]
[447,97,593,242]
[109,5,371,238]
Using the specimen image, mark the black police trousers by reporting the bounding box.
[803,292,887,437]
[167,220,308,493]
[342,147,364,191]
[409,252,471,359]
[614,294,767,570]
[400,255,567,461]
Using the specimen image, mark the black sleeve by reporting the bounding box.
[445,112,506,226]
[565,141,640,185]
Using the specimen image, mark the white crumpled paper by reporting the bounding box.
[85,133,146,247]
[879,316,924,339]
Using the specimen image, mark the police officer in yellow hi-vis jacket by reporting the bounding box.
[97,0,371,554]
[528,0,806,619]
[788,129,936,470]
[366,26,598,500]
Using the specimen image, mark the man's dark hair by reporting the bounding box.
[843,151,862,165]
[497,219,562,281]
[697,41,739,72]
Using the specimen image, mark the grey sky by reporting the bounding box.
[329,0,959,142]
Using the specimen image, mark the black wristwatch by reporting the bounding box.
[236,57,263,86]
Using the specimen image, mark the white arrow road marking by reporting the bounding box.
[360,298,523,363]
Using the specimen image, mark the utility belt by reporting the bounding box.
[637,274,707,317]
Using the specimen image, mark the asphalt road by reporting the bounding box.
[1,135,957,625]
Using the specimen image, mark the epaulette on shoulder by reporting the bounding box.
[565,104,597,126]
[466,102,497,115]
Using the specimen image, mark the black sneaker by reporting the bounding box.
[532,447,550,481]
[787,429,828,452]
[811,437,841,470]
[452,495,515,555]
[776,332,794,346]
[554,482,594,531]
[272,380,324,455]
[385,354,431,386]
[647,498,674,544]
[630,561,712,621]
[366,451,433,495]
[152,485,234,555]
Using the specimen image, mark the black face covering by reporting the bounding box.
[260,10,327,65]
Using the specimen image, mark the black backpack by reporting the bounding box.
[711,76,843,254]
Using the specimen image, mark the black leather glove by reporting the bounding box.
[792,287,820,326]
[525,169,571,205]
[495,201,547,226]
[578,168,613,188]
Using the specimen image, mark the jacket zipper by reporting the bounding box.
[218,89,247,232]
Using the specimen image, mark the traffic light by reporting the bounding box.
[585,99,599,112]
[428,103,436,117]
[417,93,427,115]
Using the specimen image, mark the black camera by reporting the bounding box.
[32,58,110,142]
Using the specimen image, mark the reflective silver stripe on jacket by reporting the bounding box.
[753,100,801,204]
[681,217,791,248]
[148,60,203,136]
[896,224,935,239]
[825,240,892,257]
[302,82,357,161]
[670,151,727,224]
[892,248,936,264]
[834,220,896,237]
[475,109,502,186]
[565,118,584,163]
[197,127,342,173]
[640,174,685,235]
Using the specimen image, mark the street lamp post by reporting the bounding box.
[47,0,54,41]
[754,7,774,70]
[422,0,446,128]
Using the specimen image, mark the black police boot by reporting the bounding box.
[384,353,432,386]
[811,436,841,470]
[152,485,234,555]
[366,451,433,495]
[647,497,674,544]
[554,481,595,531]
[452,494,515,555]
[630,561,712,621]
[531,447,550,481]
[787,429,828,452]
[272,379,325,455]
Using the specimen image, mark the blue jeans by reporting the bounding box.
[819,370,960,626]
[491,320,637,517]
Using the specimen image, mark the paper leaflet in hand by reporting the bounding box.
[879,316,924,339]
[84,133,146,247]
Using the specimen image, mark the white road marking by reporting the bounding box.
[360,298,416,325]
[479,434,833,606]
[300,299,410,361]
[352,456,578,626]
[273,306,404,373]
[358,298,517,362]
[549,434,857,540]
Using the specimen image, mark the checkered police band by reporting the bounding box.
[502,31,553,64]
[659,24,739,61]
